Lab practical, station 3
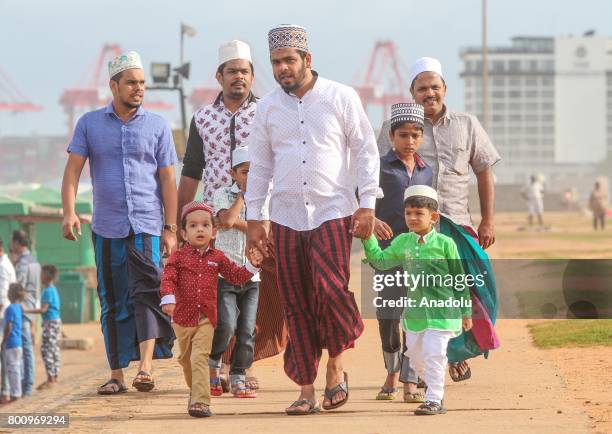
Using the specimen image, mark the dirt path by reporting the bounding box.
[2,306,591,432]
[1,225,602,433]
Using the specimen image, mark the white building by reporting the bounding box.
[460,35,612,187]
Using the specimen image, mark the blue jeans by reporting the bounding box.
[21,320,34,396]
[209,278,259,378]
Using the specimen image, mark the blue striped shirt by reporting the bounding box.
[68,103,177,238]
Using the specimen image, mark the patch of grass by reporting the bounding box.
[528,320,612,349]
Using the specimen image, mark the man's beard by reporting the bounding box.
[226,81,248,100]
[120,97,143,109]
[275,64,307,93]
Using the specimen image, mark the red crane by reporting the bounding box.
[0,67,43,113]
[353,40,411,120]
[59,43,174,137]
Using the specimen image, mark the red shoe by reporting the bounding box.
[210,377,223,396]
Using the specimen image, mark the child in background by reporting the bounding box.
[362,185,472,415]
[160,201,263,418]
[27,265,61,390]
[2,283,25,401]
[210,147,262,398]
[374,103,432,402]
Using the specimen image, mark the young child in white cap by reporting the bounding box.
[209,146,264,398]
[362,185,472,415]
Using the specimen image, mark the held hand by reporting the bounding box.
[248,248,264,268]
[350,208,375,240]
[162,230,177,257]
[374,218,393,241]
[478,220,496,250]
[162,303,175,317]
[62,213,81,241]
[462,317,473,331]
[246,220,270,258]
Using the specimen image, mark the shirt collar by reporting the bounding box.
[425,105,449,126]
[383,149,426,169]
[408,227,437,243]
[184,244,211,256]
[230,183,242,194]
[213,91,257,110]
[105,101,145,118]
[285,70,319,98]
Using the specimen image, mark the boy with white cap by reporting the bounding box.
[374,102,432,403]
[362,185,472,415]
[209,146,263,398]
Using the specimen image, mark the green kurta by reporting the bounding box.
[362,228,472,335]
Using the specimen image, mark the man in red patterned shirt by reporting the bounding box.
[160,202,262,417]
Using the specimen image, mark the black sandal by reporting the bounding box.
[322,372,349,410]
[132,370,155,392]
[285,399,321,416]
[188,402,212,418]
[414,400,447,415]
[449,362,472,382]
[97,379,127,395]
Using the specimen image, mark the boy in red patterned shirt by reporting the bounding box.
[160,201,262,418]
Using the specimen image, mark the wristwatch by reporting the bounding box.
[163,224,178,233]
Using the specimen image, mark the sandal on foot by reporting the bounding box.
[231,380,257,398]
[417,378,426,389]
[188,402,212,418]
[37,381,54,391]
[414,400,447,415]
[132,371,155,392]
[376,386,398,401]
[322,372,349,410]
[449,362,471,382]
[245,376,259,390]
[97,379,128,395]
[219,373,230,393]
[210,377,223,396]
[285,399,321,416]
[403,391,425,403]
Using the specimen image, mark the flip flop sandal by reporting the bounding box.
[188,402,212,418]
[414,400,447,415]
[449,362,472,382]
[417,379,426,389]
[245,376,259,390]
[403,391,425,403]
[231,380,257,398]
[376,386,398,401]
[97,379,128,395]
[285,399,321,416]
[210,377,224,396]
[322,372,349,410]
[132,371,155,392]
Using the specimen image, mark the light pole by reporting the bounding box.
[482,0,489,131]
[179,23,197,139]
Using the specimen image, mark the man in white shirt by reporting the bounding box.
[245,24,380,415]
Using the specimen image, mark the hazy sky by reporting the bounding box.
[1,0,610,137]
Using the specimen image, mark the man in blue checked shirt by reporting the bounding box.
[61,51,177,395]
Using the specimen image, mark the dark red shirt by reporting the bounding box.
[160,245,255,327]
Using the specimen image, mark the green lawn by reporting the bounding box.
[528,320,612,348]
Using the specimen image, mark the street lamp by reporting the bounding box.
[148,23,196,156]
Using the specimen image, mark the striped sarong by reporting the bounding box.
[93,231,174,370]
[272,216,364,385]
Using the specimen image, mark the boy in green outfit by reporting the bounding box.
[361,185,472,415]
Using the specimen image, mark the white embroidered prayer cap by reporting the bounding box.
[268,24,309,53]
[218,40,252,66]
[231,146,250,168]
[404,185,439,204]
[409,57,444,86]
[108,51,143,78]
